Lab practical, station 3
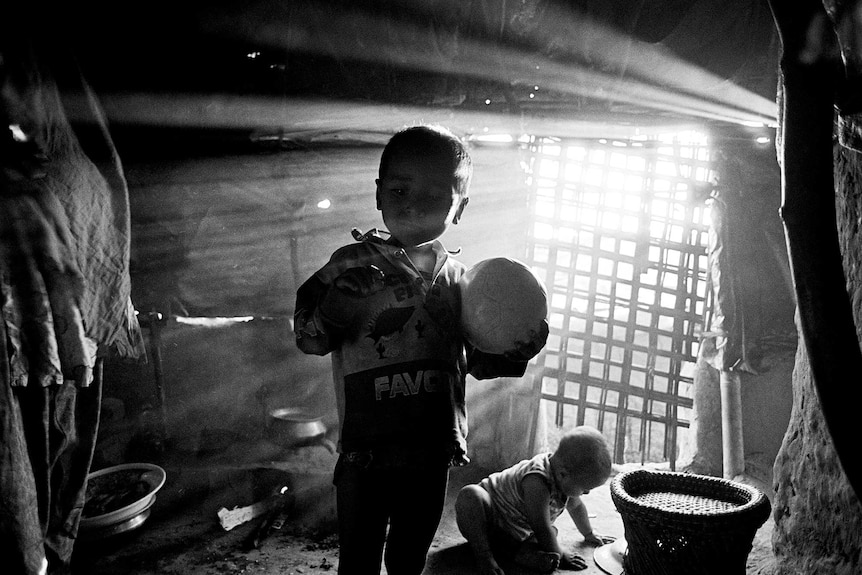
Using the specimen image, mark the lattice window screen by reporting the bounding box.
[525,134,714,468]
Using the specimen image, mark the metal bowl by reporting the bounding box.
[79,499,155,542]
[267,408,327,447]
[80,463,166,533]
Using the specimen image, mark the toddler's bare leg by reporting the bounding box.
[454,485,505,575]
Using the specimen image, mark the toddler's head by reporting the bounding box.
[551,426,612,492]
[376,125,472,247]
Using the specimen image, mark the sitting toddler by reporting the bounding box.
[455,426,616,573]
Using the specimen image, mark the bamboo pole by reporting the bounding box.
[720,371,745,479]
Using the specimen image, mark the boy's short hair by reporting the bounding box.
[379,124,473,196]
[553,425,612,484]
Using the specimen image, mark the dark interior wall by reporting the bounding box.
[102,318,541,471]
[126,140,531,318]
[102,318,334,452]
[678,350,794,481]
[770,137,862,575]
[739,351,795,479]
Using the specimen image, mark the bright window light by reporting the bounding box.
[605,190,623,209]
[585,167,603,186]
[524,129,713,465]
[539,160,560,178]
[564,164,582,181]
[567,146,587,160]
[610,153,628,168]
[533,221,554,240]
[472,133,514,143]
[607,172,625,190]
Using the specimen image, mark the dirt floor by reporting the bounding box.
[71,448,776,575]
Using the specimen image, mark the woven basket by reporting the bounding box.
[610,469,771,575]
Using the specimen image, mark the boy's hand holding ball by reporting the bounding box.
[503,318,550,362]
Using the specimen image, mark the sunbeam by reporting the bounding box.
[193,0,777,127]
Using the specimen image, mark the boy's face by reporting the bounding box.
[376,151,468,247]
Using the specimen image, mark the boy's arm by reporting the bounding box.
[294,275,335,356]
[295,264,386,355]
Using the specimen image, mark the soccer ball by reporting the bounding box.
[459,257,548,356]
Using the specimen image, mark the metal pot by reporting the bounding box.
[266,407,327,448]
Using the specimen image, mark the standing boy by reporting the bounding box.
[294,124,547,575]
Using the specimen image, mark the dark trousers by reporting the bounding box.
[334,454,449,575]
[0,376,101,575]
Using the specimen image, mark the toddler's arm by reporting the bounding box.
[521,475,564,556]
[566,496,614,546]
[522,475,590,571]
